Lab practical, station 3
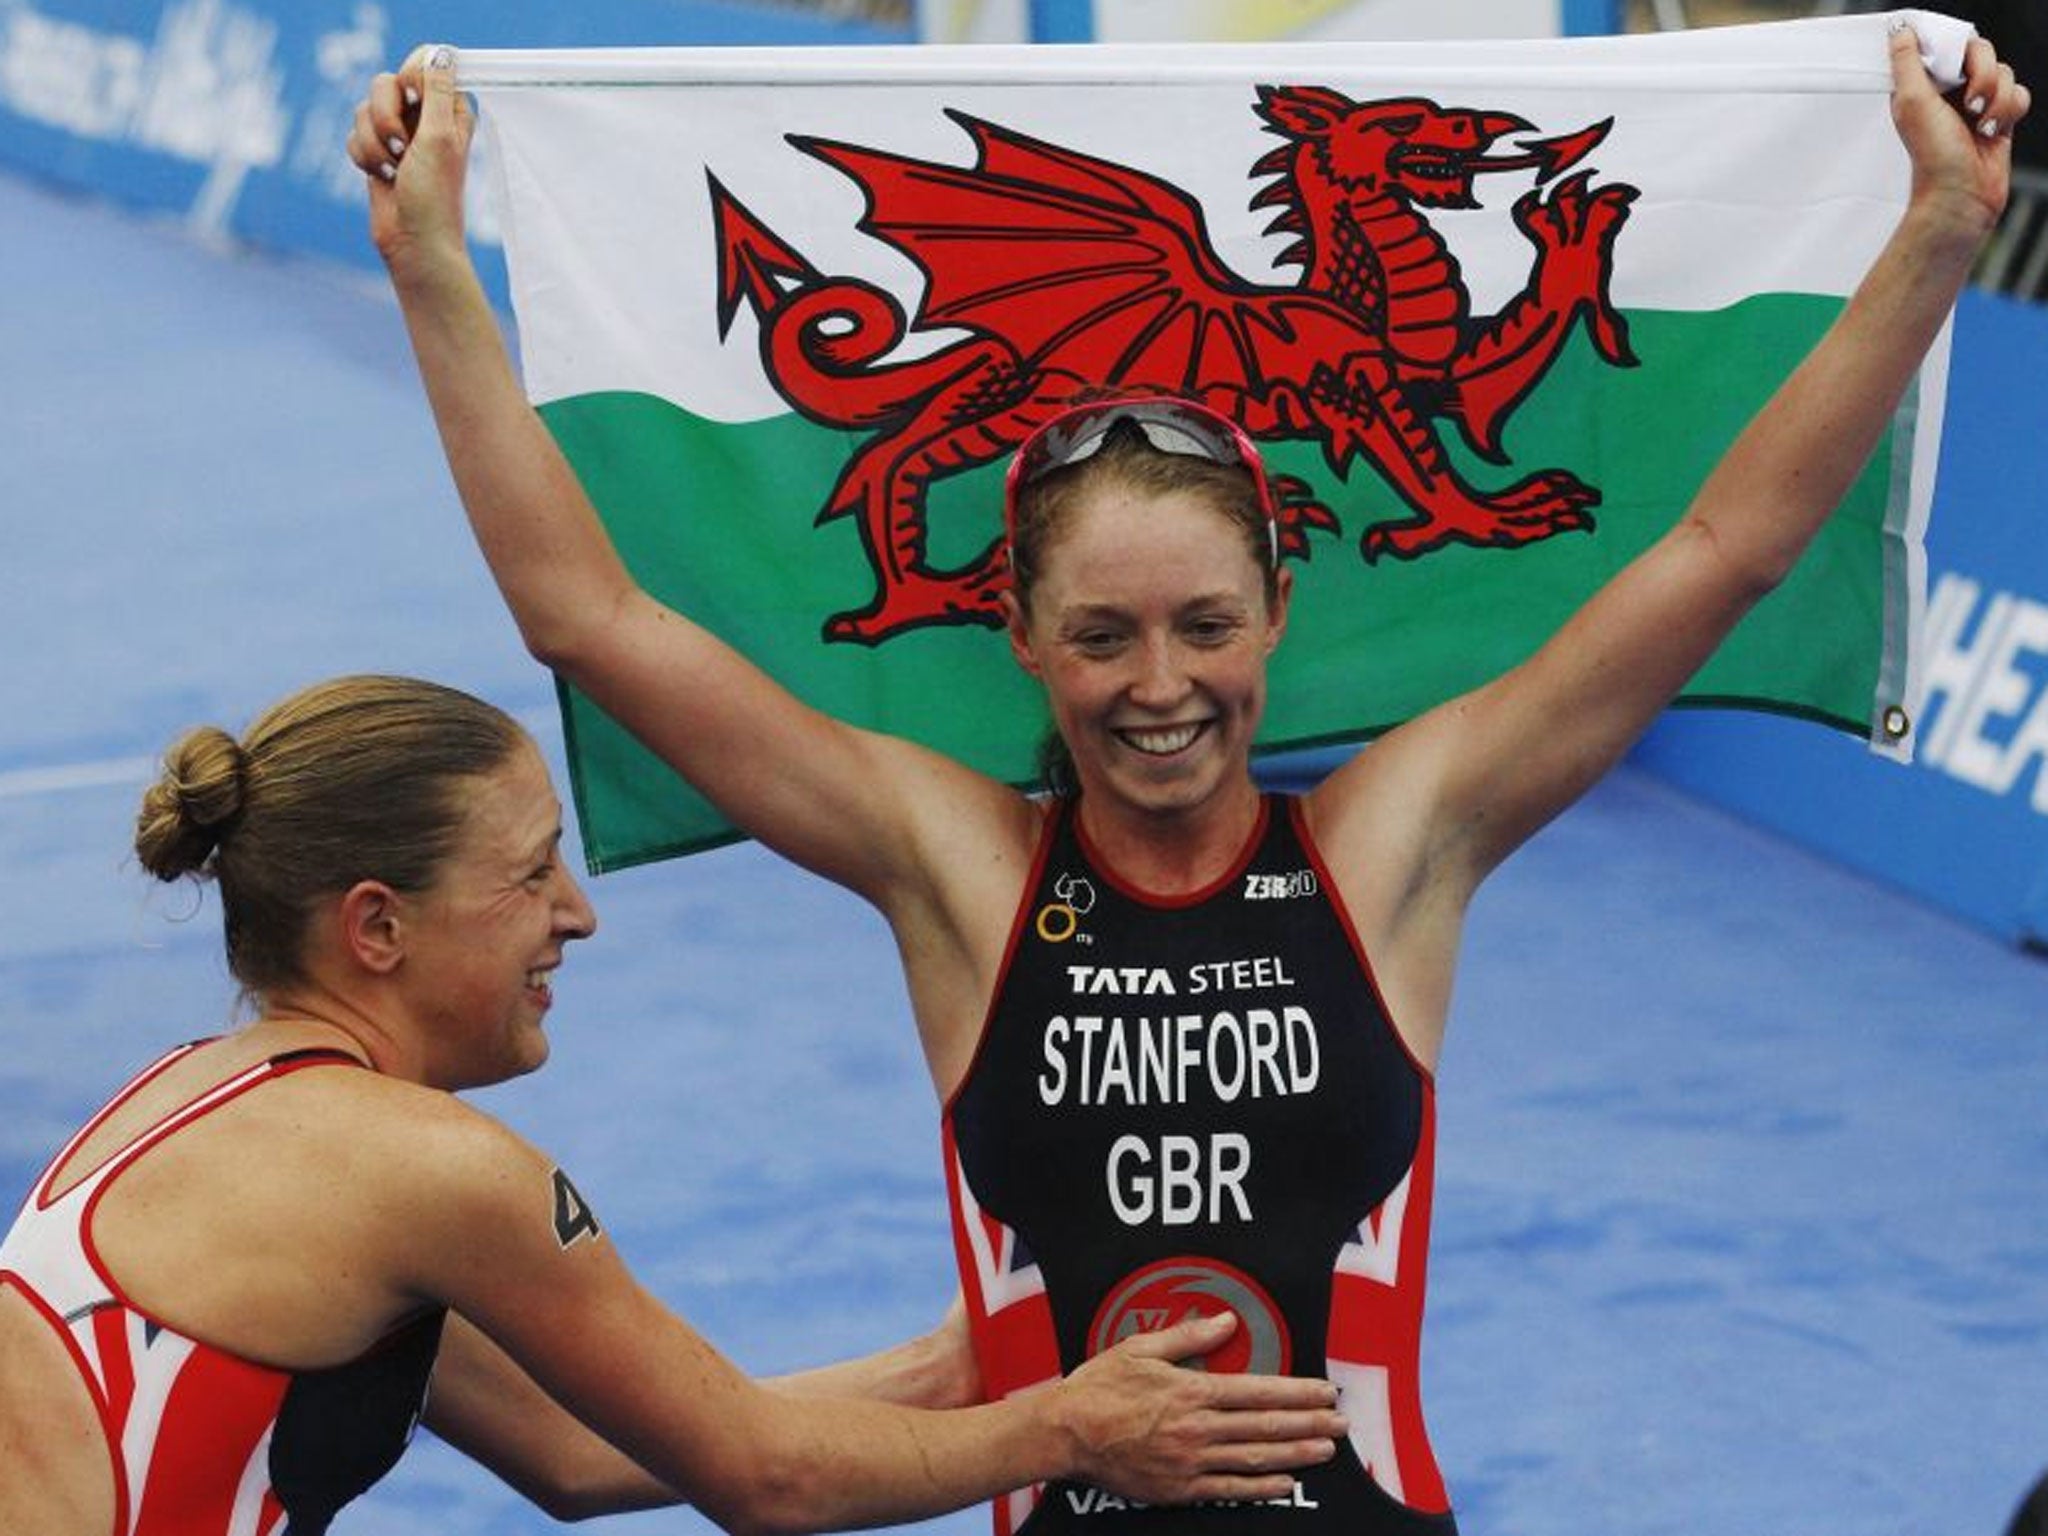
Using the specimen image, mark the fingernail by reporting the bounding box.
[379,162,397,182]
[1968,95,1987,114]
[427,44,453,71]
[404,86,420,107]
[1981,117,2000,138]
[386,135,406,158]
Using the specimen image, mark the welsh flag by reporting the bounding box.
[459,11,1969,871]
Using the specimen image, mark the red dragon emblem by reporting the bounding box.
[711,85,1639,643]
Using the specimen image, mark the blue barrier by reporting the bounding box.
[0,0,1620,288]
[0,0,910,301]
[0,1,1616,299]
[1631,287,2048,951]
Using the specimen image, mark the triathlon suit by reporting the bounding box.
[0,1042,446,1536]
[945,795,1453,1535]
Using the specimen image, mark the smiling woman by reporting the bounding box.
[1004,396,1290,808]
[385,734,589,1088]
[347,28,2031,1535]
[0,672,1344,1536]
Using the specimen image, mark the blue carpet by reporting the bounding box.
[3,167,2044,1536]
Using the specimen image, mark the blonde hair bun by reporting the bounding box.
[134,725,247,881]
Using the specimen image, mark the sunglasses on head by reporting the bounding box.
[1003,396,1280,561]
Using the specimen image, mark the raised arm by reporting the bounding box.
[349,51,1025,905]
[1319,27,2027,935]
[393,1096,1343,1535]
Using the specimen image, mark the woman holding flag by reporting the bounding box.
[352,21,2025,1534]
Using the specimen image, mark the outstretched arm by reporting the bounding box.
[1442,25,2023,857]
[763,1291,983,1408]
[348,50,1028,909]
[390,1100,1343,1534]
[425,1316,680,1519]
[1312,25,2028,1064]
[425,1300,981,1520]
[1324,33,2023,896]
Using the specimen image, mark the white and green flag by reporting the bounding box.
[460,11,1967,871]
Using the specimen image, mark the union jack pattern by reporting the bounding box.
[0,1044,428,1535]
[943,1121,1061,1536]
[1325,1105,1447,1514]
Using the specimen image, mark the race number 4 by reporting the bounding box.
[552,1167,603,1249]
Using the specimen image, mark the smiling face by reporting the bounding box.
[402,741,597,1089]
[1009,481,1289,828]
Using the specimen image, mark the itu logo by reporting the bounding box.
[1088,1256,1291,1375]
[1036,871,1098,944]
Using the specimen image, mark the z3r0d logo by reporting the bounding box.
[1244,868,1319,900]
